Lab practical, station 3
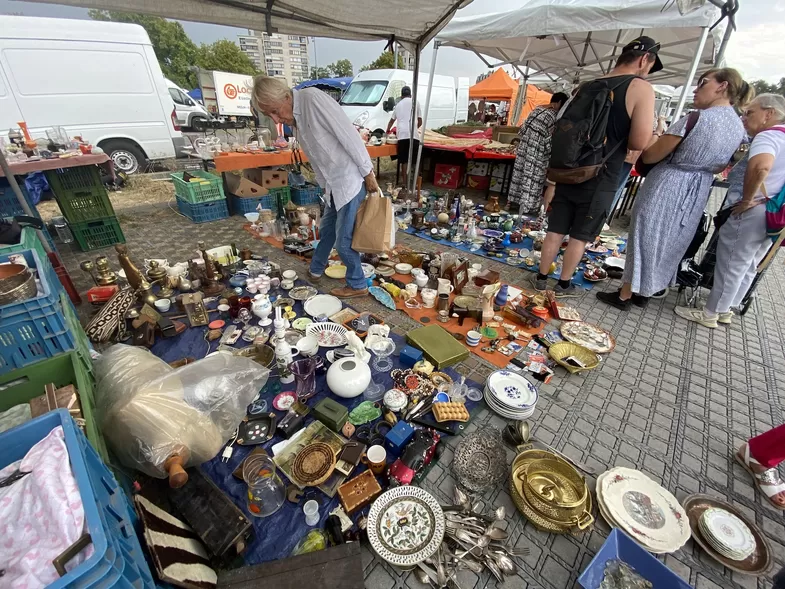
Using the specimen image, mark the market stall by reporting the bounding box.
[469,68,553,125]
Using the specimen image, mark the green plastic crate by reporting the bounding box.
[0,350,106,462]
[171,170,226,204]
[70,216,125,251]
[44,166,116,223]
[0,225,48,261]
[60,291,93,377]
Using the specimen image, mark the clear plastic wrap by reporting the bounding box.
[94,345,269,482]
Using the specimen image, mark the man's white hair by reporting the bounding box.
[252,76,292,112]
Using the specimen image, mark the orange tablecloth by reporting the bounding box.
[213,144,397,173]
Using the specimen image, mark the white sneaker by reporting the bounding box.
[674,306,718,328]
[718,311,733,325]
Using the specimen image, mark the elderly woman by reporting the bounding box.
[597,68,753,310]
[251,76,379,299]
[507,92,568,215]
[675,93,785,327]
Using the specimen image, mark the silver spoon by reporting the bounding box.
[415,566,436,588]
[492,551,518,576]
[518,420,596,475]
[436,546,447,587]
[485,557,505,582]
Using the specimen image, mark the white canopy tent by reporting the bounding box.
[409,0,738,190]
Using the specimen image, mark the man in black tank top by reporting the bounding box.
[536,37,659,296]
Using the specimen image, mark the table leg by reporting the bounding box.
[376,157,380,178]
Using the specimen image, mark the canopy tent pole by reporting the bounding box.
[671,26,709,123]
[0,150,53,254]
[407,44,422,193]
[412,41,440,196]
[394,42,399,70]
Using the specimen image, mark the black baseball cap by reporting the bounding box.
[622,36,663,73]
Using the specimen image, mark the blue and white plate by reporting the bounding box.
[487,370,538,409]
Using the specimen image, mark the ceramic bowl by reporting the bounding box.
[383,388,408,412]
[244,212,260,223]
[395,263,413,275]
[326,356,371,398]
[282,270,298,280]
[296,335,319,357]
[410,268,425,277]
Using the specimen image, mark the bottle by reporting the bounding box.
[273,307,294,384]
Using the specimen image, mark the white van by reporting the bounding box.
[0,15,188,174]
[166,79,212,130]
[340,69,470,137]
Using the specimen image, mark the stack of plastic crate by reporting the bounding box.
[44,165,125,251]
[172,170,229,223]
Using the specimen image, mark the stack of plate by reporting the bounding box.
[698,508,756,561]
[483,369,538,419]
[596,467,691,554]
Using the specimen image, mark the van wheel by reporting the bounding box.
[191,117,207,131]
[102,140,146,174]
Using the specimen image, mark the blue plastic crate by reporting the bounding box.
[176,196,229,224]
[0,248,92,375]
[291,183,324,206]
[578,528,693,589]
[0,177,34,217]
[1,410,155,588]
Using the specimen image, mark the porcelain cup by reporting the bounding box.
[405,283,418,298]
[415,274,429,288]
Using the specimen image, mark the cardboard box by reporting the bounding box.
[225,170,268,198]
[261,169,288,189]
[466,174,490,190]
[433,163,462,189]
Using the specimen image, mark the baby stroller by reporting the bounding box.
[674,211,713,307]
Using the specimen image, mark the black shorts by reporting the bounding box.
[396,138,420,162]
[547,183,615,242]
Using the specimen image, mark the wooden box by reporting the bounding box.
[337,469,382,514]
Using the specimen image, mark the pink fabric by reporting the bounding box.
[749,423,785,469]
[0,426,92,588]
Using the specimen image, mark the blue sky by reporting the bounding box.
[0,0,780,84]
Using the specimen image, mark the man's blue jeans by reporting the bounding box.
[309,185,366,290]
[610,162,633,216]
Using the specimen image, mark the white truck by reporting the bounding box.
[0,15,188,174]
[196,70,256,123]
[340,69,470,138]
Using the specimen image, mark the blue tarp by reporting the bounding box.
[188,88,203,101]
[149,279,482,564]
[294,77,353,91]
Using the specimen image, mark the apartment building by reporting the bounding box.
[238,30,310,87]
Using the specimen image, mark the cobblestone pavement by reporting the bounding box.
[57,190,784,589]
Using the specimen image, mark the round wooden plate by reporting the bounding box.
[682,493,772,575]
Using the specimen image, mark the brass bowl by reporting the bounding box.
[524,457,588,511]
[547,342,600,374]
[0,265,35,306]
[510,449,593,533]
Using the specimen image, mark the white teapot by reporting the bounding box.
[252,294,272,326]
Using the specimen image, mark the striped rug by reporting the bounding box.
[134,495,217,589]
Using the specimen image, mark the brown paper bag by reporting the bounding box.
[352,192,393,254]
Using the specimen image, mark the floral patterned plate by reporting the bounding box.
[599,467,690,553]
[486,370,538,409]
[367,486,445,567]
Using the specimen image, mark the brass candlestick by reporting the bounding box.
[198,241,223,296]
[94,256,117,286]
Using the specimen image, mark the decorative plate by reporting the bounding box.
[369,286,396,310]
[289,285,318,301]
[291,442,336,487]
[305,322,349,347]
[325,264,347,279]
[700,508,756,560]
[487,370,538,409]
[303,294,343,318]
[560,321,615,354]
[282,329,304,346]
[599,467,690,553]
[683,494,771,575]
[603,257,626,270]
[291,317,313,331]
[273,297,295,308]
[452,427,507,493]
[586,244,609,254]
[273,391,297,411]
[367,486,445,567]
[383,388,408,411]
[453,295,480,310]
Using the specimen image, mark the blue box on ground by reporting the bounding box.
[385,421,415,457]
[578,528,693,589]
[0,177,35,217]
[176,196,229,224]
[399,345,423,367]
[0,409,155,588]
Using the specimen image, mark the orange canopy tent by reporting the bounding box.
[469,68,552,125]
